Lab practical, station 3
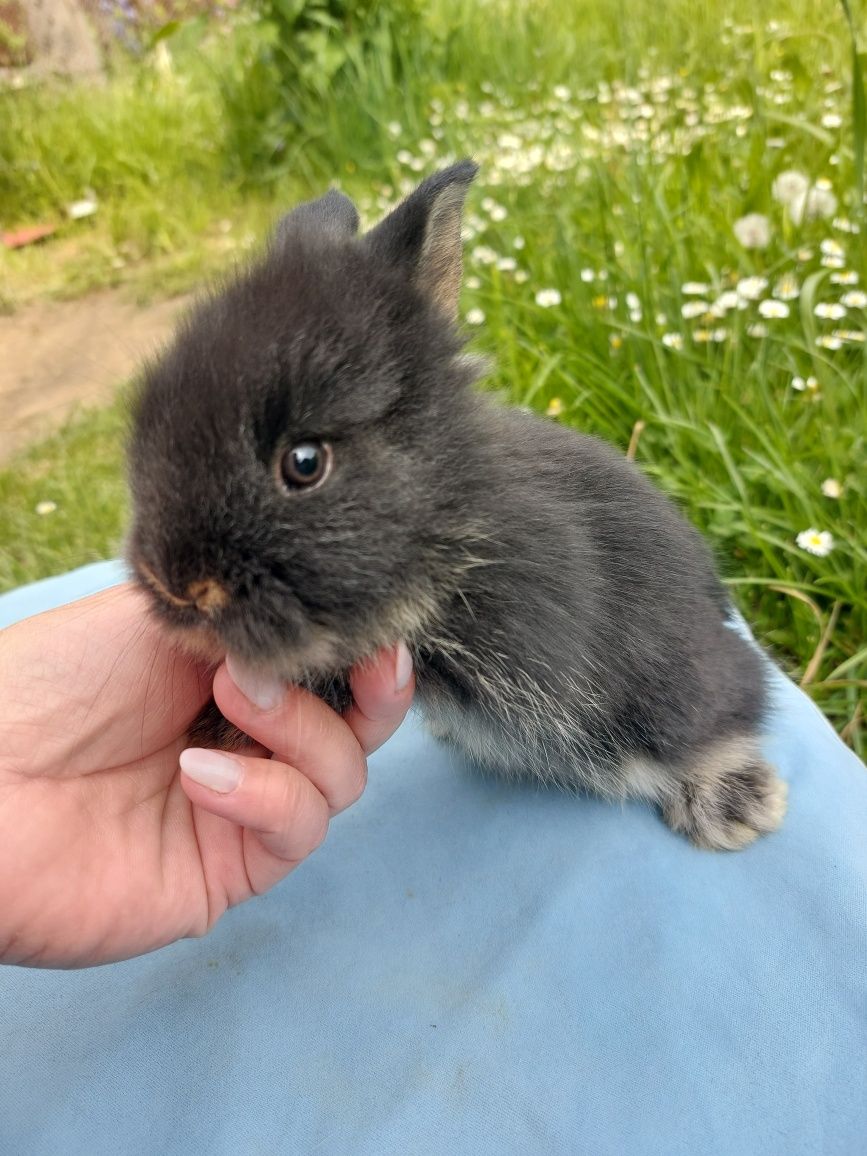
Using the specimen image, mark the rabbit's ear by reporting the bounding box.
[365,160,478,319]
[275,188,360,243]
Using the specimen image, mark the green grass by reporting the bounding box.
[0,0,864,752]
[0,399,129,589]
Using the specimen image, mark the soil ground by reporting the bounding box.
[0,290,189,461]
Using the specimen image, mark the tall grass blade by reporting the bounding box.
[839,0,866,210]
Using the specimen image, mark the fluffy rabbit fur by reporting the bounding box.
[128,161,787,850]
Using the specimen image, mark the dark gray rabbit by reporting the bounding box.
[128,160,787,850]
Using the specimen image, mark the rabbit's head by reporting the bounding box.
[127,161,484,678]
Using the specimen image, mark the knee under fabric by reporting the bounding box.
[0,561,864,1155]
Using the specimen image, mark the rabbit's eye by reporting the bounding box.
[280,441,332,490]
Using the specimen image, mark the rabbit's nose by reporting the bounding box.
[186,579,230,616]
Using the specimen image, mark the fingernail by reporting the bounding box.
[180,748,242,793]
[226,653,284,711]
[394,641,413,692]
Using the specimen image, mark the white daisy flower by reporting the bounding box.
[833,329,865,344]
[841,290,867,308]
[759,299,790,318]
[681,300,710,319]
[820,238,845,258]
[514,270,529,284]
[714,290,744,312]
[465,275,481,290]
[833,217,859,234]
[662,332,684,349]
[821,112,843,129]
[490,206,508,222]
[791,375,819,391]
[471,245,498,265]
[465,308,486,326]
[796,528,834,556]
[535,288,562,307]
[821,478,842,499]
[737,276,769,300]
[386,121,402,138]
[682,281,710,294]
[512,236,526,250]
[693,327,729,343]
[496,257,517,272]
[626,292,641,312]
[821,255,846,269]
[817,334,843,349]
[35,500,57,516]
[814,302,846,320]
[747,322,768,338]
[734,213,771,249]
[580,268,595,282]
[830,270,859,285]
[773,274,800,301]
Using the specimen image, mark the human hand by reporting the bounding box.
[0,583,414,968]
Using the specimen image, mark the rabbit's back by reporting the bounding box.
[414,401,768,793]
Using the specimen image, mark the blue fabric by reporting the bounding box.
[0,562,865,1155]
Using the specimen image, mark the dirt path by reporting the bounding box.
[0,289,191,462]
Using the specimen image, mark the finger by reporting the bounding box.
[346,642,415,755]
[213,662,367,815]
[179,748,329,875]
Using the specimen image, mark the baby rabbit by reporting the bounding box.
[128,160,787,850]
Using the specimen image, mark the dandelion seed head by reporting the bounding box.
[772,170,809,206]
[734,213,771,249]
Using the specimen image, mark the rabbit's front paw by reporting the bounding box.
[663,737,788,851]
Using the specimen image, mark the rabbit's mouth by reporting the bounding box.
[133,557,346,681]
